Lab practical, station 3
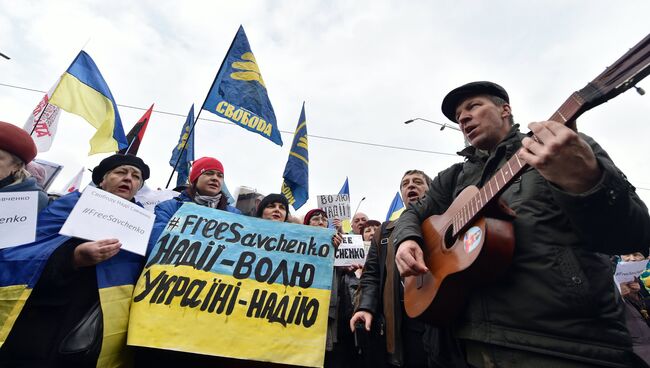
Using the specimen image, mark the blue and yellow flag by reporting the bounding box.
[338,177,350,195]
[48,51,128,155]
[0,191,142,366]
[281,103,309,210]
[169,104,195,186]
[202,25,282,146]
[386,191,405,221]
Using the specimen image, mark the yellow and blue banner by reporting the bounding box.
[0,191,143,367]
[48,51,128,155]
[386,191,405,221]
[202,25,283,146]
[169,104,195,186]
[128,203,334,367]
[281,103,309,210]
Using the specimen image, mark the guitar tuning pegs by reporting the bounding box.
[634,86,646,95]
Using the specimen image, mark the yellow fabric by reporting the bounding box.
[0,285,30,347]
[49,73,119,154]
[128,265,331,367]
[388,207,405,222]
[342,218,352,234]
[96,285,135,368]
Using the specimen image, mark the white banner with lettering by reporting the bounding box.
[60,186,155,255]
[0,192,39,249]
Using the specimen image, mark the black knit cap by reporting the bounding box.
[92,154,150,185]
[441,81,509,123]
[256,193,290,221]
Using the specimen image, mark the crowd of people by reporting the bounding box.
[1,80,649,367]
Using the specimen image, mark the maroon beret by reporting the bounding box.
[0,121,37,163]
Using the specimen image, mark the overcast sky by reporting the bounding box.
[1,0,649,221]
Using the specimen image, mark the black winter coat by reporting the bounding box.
[393,126,650,367]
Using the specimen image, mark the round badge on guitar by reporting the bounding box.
[463,226,482,253]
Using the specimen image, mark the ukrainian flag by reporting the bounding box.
[281,103,309,210]
[337,178,352,233]
[48,51,128,155]
[386,191,405,221]
[0,192,142,367]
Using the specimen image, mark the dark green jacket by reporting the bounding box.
[393,126,650,366]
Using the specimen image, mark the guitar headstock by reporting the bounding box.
[578,33,650,112]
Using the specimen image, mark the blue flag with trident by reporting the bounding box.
[202,25,283,146]
[169,104,195,186]
[281,103,309,210]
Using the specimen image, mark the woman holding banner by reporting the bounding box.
[148,156,241,253]
[0,153,150,367]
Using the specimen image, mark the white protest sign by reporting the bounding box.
[60,186,154,256]
[0,192,38,249]
[334,234,366,267]
[135,185,178,212]
[317,194,351,231]
[614,260,649,291]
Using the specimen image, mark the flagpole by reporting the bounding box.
[28,104,50,136]
[124,134,137,155]
[164,26,242,189]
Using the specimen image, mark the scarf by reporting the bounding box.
[194,192,223,209]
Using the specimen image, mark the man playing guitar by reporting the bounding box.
[394,81,650,367]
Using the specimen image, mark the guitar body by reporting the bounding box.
[403,185,515,326]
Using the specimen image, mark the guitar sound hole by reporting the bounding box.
[444,225,456,249]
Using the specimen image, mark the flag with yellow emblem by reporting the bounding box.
[281,103,309,210]
[202,25,282,146]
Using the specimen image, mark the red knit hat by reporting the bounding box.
[0,121,37,164]
[303,208,327,225]
[190,157,224,184]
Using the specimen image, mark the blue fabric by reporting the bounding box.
[281,103,309,210]
[148,190,241,255]
[169,104,195,186]
[338,177,350,196]
[64,51,128,150]
[202,26,282,146]
[0,190,145,289]
[0,177,49,212]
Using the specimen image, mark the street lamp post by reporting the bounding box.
[403,117,461,131]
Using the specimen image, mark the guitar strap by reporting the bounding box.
[383,221,400,356]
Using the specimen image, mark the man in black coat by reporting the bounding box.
[352,169,465,367]
[393,81,650,367]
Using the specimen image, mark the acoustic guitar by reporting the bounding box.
[403,33,650,326]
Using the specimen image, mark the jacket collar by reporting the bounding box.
[457,124,522,162]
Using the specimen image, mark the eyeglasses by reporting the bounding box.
[310,215,328,223]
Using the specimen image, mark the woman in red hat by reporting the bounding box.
[0,121,48,210]
[148,156,241,254]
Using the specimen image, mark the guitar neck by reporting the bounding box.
[451,93,587,237]
[450,33,650,237]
